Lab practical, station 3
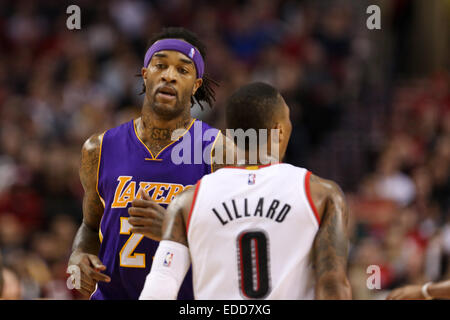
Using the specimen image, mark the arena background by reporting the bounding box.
[0,0,448,300]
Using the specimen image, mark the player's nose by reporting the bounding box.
[161,66,177,84]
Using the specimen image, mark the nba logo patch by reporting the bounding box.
[248,173,256,185]
[189,48,195,59]
[163,252,174,267]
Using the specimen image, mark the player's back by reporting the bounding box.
[186,163,320,300]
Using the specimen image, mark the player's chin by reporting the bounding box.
[152,100,182,118]
[154,100,176,110]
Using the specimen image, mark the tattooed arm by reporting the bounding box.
[309,174,352,300]
[68,133,111,297]
[161,186,196,245]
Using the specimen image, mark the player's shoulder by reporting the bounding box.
[82,119,133,154]
[308,172,345,201]
[82,132,104,154]
[267,163,343,197]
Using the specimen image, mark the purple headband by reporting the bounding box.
[144,39,205,79]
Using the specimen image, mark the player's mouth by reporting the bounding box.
[155,86,177,102]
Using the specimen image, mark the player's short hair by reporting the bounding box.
[226,82,282,131]
[141,27,218,109]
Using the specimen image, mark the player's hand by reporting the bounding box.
[68,251,111,297]
[386,285,425,300]
[128,189,165,241]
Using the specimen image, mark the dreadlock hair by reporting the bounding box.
[139,27,218,110]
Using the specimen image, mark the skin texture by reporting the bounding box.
[386,280,450,300]
[128,189,166,240]
[160,96,351,300]
[130,48,226,239]
[309,174,352,299]
[273,96,292,162]
[68,133,111,297]
[161,188,195,247]
[211,132,237,172]
[68,45,222,297]
[138,49,202,157]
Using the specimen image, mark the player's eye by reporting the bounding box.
[156,63,165,69]
[178,68,188,74]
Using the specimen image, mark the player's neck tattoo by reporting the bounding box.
[139,118,191,141]
[136,116,192,156]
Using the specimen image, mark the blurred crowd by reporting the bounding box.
[0,0,448,299]
[347,75,450,299]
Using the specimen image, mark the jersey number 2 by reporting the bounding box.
[237,231,271,298]
[119,217,145,268]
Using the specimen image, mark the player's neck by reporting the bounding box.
[234,149,280,168]
[137,105,192,153]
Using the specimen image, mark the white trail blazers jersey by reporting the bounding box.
[186,163,321,300]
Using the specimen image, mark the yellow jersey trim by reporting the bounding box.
[133,118,196,160]
[96,132,106,244]
[96,132,106,206]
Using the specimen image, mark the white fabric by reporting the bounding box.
[187,163,319,299]
[139,240,190,300]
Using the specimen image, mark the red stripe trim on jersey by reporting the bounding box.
[305,171,321,225]
[186,180,201,234]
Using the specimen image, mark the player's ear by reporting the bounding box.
[269,122,283,155]
[273,122,283,143]
[141,67,148,86]
[192,78,203,96]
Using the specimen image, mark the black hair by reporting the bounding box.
[140,27,218,109]
[226,82,282,131]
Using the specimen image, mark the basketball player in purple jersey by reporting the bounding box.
[68,28,224,300]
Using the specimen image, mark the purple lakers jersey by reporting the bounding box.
[90,118,220,300]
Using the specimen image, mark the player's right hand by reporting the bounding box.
[68,251,111,297]
[128,189,166,241]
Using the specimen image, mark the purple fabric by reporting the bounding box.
[144,39,204,78]
[90,119,219,300]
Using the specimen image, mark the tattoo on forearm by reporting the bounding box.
[313,189,349,278]
[168,209,188,246]
[74,134,104,255]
